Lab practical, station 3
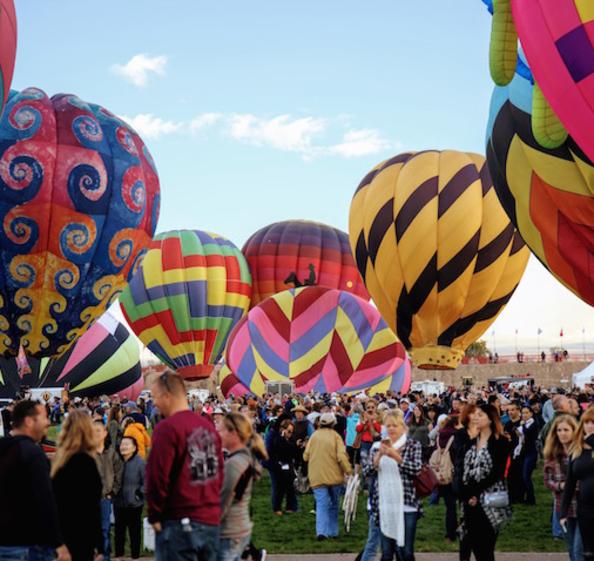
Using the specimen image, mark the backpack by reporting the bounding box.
[429,435,454,485]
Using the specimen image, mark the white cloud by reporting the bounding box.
[190,113,222,133]
[328,129,394,157]
[112,54,167,87]
[120,113,183,139]
[228,114,326,154]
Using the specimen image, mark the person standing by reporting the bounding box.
[93,420,122,561]
[503,403,524,504]
[147,371,224,561]
[459,404,511,561]
[356,400,381,464]
[217,413,268,561]
[544,415,583,561]
[0,400,70,561]
[267,419,300,515]
[52,410,103,561]
[113,436,144,560]
[122,414,151,459]
[303,413,353,541]
[561,407,594,561]
[519,406,539,505]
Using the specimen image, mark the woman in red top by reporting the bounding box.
[356,399,382,462]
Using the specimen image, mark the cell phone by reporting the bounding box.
[381,438,391,446]
[560,519,568,533]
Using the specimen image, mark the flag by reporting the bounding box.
[560,328,564,337]
[537,328,542,335]
[515,329,518,335]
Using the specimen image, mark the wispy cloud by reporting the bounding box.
[112,54,167,87]
[118,110,396,159]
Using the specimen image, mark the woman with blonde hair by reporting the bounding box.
[362,409,422,561]
[561,407,594,561]
[543,414,582,561]
[218,412,268,561]
[52,409,103,561]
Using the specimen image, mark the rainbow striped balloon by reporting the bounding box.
[225,286,411,395]
[120,230,252,380]
[219,361,251,397]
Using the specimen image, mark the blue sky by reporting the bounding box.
[14,0,594,354]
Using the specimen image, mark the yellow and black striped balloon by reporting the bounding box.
[349,150,529,370]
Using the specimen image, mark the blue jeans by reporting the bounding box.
[361,517,381,561]
[313,485,343,538]
[563,517,584,561]
[552,508,564,539]
[439,484,457,541]
[380,511,418,561]
[100,498,112,561]
[0,547,54,561]
[156,520,220,561]
[218,535,250,561]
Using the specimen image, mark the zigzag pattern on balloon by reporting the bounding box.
[350,150,529,369]
[120,230,252,380]
[0,88,160,356]
[225,286,411,395]
[486,57,594,306]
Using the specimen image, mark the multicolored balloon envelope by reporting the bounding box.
[242,220,369,307]
[225,286,411,395]
[349,150,530,370]
[120,230,252,380]
[0,1,16,114]
[0,87,160,357]
[486,57,594,306]
[0,311,142,399]
[219,361,251,398]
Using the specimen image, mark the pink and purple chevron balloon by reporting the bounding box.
[225,286,411,395]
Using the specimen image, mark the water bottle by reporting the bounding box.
[181,517,192,533]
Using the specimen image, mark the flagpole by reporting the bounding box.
[583,328,586,360]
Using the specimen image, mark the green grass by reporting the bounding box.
[250,468,566,554]
[46,424,565,554]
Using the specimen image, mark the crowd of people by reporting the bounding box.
[0,376,593,561]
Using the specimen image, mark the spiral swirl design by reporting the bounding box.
[60,222,96,262]
[0,153,44,199]
[10,259,36,288]
[15,292,32,311]
[93,275,116,301]
[109,233,134,269]
[68,163,107,206]
[9,104,42,138]
[116,126,138,156]
[3,212,39,248]
[72,115,104,146]
[55,263,80,291]
[121,166,146,214]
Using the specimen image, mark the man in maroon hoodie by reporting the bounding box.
[147,371,224,561]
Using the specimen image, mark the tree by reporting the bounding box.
[465,340,491,358]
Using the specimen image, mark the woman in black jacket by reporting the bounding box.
[561,407,594,561]
[113,436,145,560]
[267,419,300,515]
[519,406,539,505]
[459,404,511,561]
[52,410,103,561]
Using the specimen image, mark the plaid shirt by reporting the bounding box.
[363,438,423,524]
[544,456,577,518]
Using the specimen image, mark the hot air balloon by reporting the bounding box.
[0,310,142,399]
[225,286,411,395]
[242,220,368,307]
[119,230,252,380]
[485,0,594,160]
[0,87,160,357]
[486,56,594,306]
[219,362,251,398]
[0,1,16,114]
[349,150,529,370]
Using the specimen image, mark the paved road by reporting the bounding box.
[267,554,566,561]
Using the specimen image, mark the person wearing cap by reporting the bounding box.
[303,413,352,540]
[291,405,314,446]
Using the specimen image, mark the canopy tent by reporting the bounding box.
[572,362,594,389]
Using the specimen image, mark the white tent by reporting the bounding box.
[572,362,594,389]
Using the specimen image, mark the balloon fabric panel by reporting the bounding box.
[0,0,16,113]
[0,88,160,357]
[349,150,529,369]
[120,230,251,380]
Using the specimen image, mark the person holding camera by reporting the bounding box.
[356,400,381,463]
[267,419,300,515]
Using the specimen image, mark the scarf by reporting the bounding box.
[378,433,407,544]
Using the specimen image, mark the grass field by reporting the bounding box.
[46,425,565,554]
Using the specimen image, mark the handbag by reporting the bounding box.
[483,490,509,508]
[413,464,439,498]
[293,464,310,494]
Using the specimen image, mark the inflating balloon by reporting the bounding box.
[242,220,368,307]
[349,150,529,369]
[0,88,160,357]
[0,1,16,114]
[219,362,251,398]
[0,310,142,399]
[120,230,251,380]
[225,286,411,395]
[486,56,594,306]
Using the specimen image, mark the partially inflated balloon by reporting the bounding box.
[349,150,529,369]
[120,230,251,380]
[242,220,368,307]
[0,88,160,357]
[0,311,142,399]
[486,57,594,306]
[219,362,251,398]
[225,286,411,395]
[0,1,16,114]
